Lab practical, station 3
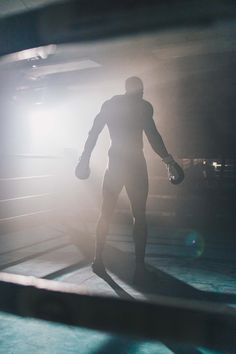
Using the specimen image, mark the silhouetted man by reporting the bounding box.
[75,77,183,278]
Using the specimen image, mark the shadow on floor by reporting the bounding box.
[66,225,234,354]
[67,225,236,305]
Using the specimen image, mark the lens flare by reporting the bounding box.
[174,229,205,258]
[185,230,205,258]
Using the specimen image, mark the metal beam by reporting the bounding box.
[1,0,236,57]
[0,272,236,352]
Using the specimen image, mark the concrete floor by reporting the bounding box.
[0,310,223,354]
[0,220,235,353]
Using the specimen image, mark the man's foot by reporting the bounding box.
[133,263,150,285]
[92,259,106,275]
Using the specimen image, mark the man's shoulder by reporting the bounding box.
[107,94,124,103]
[102,95,153,114]
[141,99,153,115]
[142,99,153,109]
[101,95,123,109]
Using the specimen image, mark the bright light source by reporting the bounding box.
[29,108,66,153]
[28,95,103,154]
[29,60,101,79]
[212,161,221,168]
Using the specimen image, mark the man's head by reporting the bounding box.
[125,77,143,98]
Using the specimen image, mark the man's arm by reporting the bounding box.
[143,104,169,159]
[80,103,107,163]
[143,103,184,184]
[81,115,106,162]
[75,103,107,180]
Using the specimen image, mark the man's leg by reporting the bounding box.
[132,212,148,265]
[125,159,148,267]
[93,167,123,270]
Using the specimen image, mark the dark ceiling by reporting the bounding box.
[0,0,63,18]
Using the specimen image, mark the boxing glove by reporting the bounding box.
[163,155,184,185]
[75,156,90,180]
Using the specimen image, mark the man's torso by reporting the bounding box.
[102,94,152,159]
